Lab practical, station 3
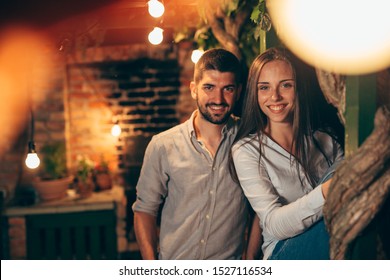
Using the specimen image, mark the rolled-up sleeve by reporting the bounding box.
[132,136,168,216]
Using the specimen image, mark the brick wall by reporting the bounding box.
[1,41,195,259]
[0,42,195,202]
[65,43,195,188]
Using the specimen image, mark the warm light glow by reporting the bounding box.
[191,49,204,64]
[148,0,165,18]
[111,124,121,137]
[25,152,40,169]
[267,0,390,74]
[148,27,164,45]
[0,26,52,156]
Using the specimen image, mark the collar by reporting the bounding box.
[186,110,237,139]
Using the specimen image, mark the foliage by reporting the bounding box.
[93,155,110,175]
[39,142,67,180]
[174,0,271,68]
[76,155,94,183]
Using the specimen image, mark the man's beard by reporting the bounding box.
[197,101,232,125]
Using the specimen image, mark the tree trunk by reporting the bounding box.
[324,106,390,259]
[197,0,253,61]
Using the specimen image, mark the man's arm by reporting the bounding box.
[134,211,159,260]
[245,213,263,260]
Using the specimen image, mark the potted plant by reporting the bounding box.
[93,156,112,191]
[74,155,95,198]
[32,142,73,201]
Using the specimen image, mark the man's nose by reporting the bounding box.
[213,90,225,103]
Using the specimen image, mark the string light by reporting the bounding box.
[25,141,40,169]
[111,123,122,137]
[267,0,390,74]
[25,110,40,169]
[148,27,164,45]
[148,0,165,18]
[191,49,204,64]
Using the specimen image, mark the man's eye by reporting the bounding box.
[224,87,234,93]
[203,86,213,91]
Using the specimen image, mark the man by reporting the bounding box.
[132,48,259,259]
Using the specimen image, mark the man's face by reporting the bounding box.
[190,70,240,125]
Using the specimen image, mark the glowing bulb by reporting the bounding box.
[148,27,164,45]
[267,0,390,74]
[148,0,165,18]
[191,49,204,64]
[25,152,40,169]
[111,124,121,137]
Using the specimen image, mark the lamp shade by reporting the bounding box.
[267,0,390,74]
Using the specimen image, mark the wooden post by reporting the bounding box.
[344,74,377,157]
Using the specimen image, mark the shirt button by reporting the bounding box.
[200,239,205,244]
[212,167,216,171]
[206,214,210,219]
[209,190,213,194]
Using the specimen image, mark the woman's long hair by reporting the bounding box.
[229,47,320,187]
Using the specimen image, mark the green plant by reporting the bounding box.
[76,155,94,183]
[39,142,68,180]
[93,156,110,175]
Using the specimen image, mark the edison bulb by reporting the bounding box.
[148,27,164,45]
[25,152,40,169]
[267,0,390,74]
[111,124,121,137]
[191,49,204,64]
[148,0,165,18]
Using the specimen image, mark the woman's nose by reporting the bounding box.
[271,89,282,101]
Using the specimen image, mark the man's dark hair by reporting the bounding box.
[194,48,242,85]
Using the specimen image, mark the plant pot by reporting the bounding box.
[94,173,112,191]
[75,175,95,198]
[32,176,73,202]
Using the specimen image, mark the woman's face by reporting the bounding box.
[257,59,296,127]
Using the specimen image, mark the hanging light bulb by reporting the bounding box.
[148,0,165,18]
[25,141,40,169]
[25,109,40,169]
[148,27,164,45]
[267,0,390,74]
[191,49,204,64]
[111,123,121,137]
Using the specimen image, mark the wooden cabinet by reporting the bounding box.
[4,186,126,260]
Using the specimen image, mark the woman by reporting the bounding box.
[231,47,344,260]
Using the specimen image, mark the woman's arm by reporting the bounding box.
[232,142,325,240]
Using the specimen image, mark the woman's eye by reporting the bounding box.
[281,82,293,89]
[258,85,269,91]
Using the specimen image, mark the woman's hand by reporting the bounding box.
[321,178,333,199]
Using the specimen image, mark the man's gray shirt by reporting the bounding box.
[132,111,248,259]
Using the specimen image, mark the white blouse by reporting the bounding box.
[232,131,344,259]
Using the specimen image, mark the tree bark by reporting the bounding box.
[315,69,346,125]
[324,106,390,259]
[197,0,253,61]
